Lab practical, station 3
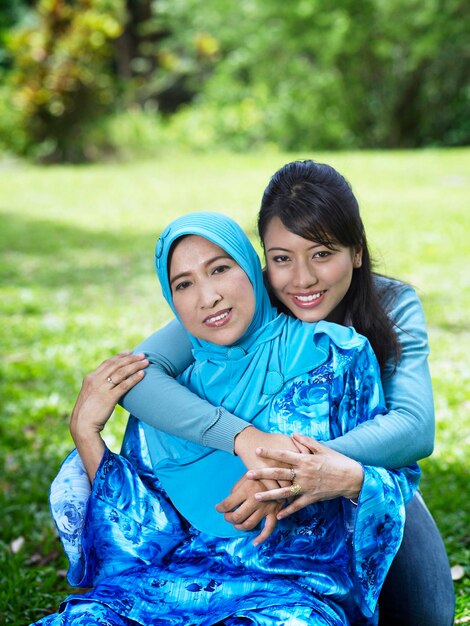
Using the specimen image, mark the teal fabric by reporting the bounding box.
[120,276,434,467]
[149,211,364,536]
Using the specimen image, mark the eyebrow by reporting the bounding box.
[170,254,233,286]
[266,244,325,253]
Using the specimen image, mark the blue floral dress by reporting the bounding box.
[33,343,419,626]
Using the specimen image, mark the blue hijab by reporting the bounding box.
[145,212,363,536]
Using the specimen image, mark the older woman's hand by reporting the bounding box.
[70,351,148,480]
[246,433,364,520]
[216,474,283,546]
[218,429,311,540]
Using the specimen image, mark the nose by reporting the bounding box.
[199,282,222,309]
[292,261,318,289]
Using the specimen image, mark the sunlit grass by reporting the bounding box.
[1,148,469,623]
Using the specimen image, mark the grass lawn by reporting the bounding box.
[0,148,469,624]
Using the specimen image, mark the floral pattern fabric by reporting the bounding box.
[33,342,420,626]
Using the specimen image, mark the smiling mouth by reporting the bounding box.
[292,291,326,303]
[290,289,327,308]
[204,309,232,326]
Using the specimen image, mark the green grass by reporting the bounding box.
[0,148,469,624]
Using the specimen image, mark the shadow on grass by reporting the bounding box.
[0,211,157,289]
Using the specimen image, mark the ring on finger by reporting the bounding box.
[290,482,302,497]
[289,467,296,482]
[107,376,115,385]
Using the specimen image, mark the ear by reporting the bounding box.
[353,246,362,269]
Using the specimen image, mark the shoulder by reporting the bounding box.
[374,274,412,301]
[374,275,430,358]
[373,275,424,320]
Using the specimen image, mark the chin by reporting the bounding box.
[296,312,323,323]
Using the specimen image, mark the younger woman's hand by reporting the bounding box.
[234,427,305,472]
[70,351,148,480]
[246,433,364,519]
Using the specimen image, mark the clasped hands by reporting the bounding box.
[216,430,363,546]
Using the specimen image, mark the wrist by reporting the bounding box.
[234,425,258,456]
[70,424,103,446]
[343,462,364,500]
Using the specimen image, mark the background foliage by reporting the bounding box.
[0,149,469,623]
[0,0,469,161]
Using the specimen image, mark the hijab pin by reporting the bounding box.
[155,226,172,268]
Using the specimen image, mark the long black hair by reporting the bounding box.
[258,159,401,369]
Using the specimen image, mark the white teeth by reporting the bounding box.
[206,311,229,324]
[295,292,324,302]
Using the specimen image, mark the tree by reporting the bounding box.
[2,0,126,161]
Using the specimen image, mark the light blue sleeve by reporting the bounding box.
[119,319,249,454]
[327,282,435,468]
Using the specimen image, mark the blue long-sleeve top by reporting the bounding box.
[120,276,435,469]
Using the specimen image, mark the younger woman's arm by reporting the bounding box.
[119,320,301,471]
[121,283,434,470]
[326,283,435,468]
[119,319,250,454]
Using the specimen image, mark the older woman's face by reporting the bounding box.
[263,217,362,323]
[169,235,255,345]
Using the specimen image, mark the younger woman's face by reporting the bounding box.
[263,217,362,323]
[169,235,255,345]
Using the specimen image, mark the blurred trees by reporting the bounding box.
[167,0,470,150]
[0,0,125,161]
[0,0,469,160]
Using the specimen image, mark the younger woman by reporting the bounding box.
[34,212,419,625]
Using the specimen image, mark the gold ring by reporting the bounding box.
[107,376,114,385]
[289,467,296,482]
[290,482,302,497]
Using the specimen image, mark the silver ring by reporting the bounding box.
[107,376,114,385]
[290,482,302,497]
[289,467,296,482]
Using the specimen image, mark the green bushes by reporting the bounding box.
[0,0,469,161]
[0,0,125,162]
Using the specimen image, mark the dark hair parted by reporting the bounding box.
[258,159,401,370]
